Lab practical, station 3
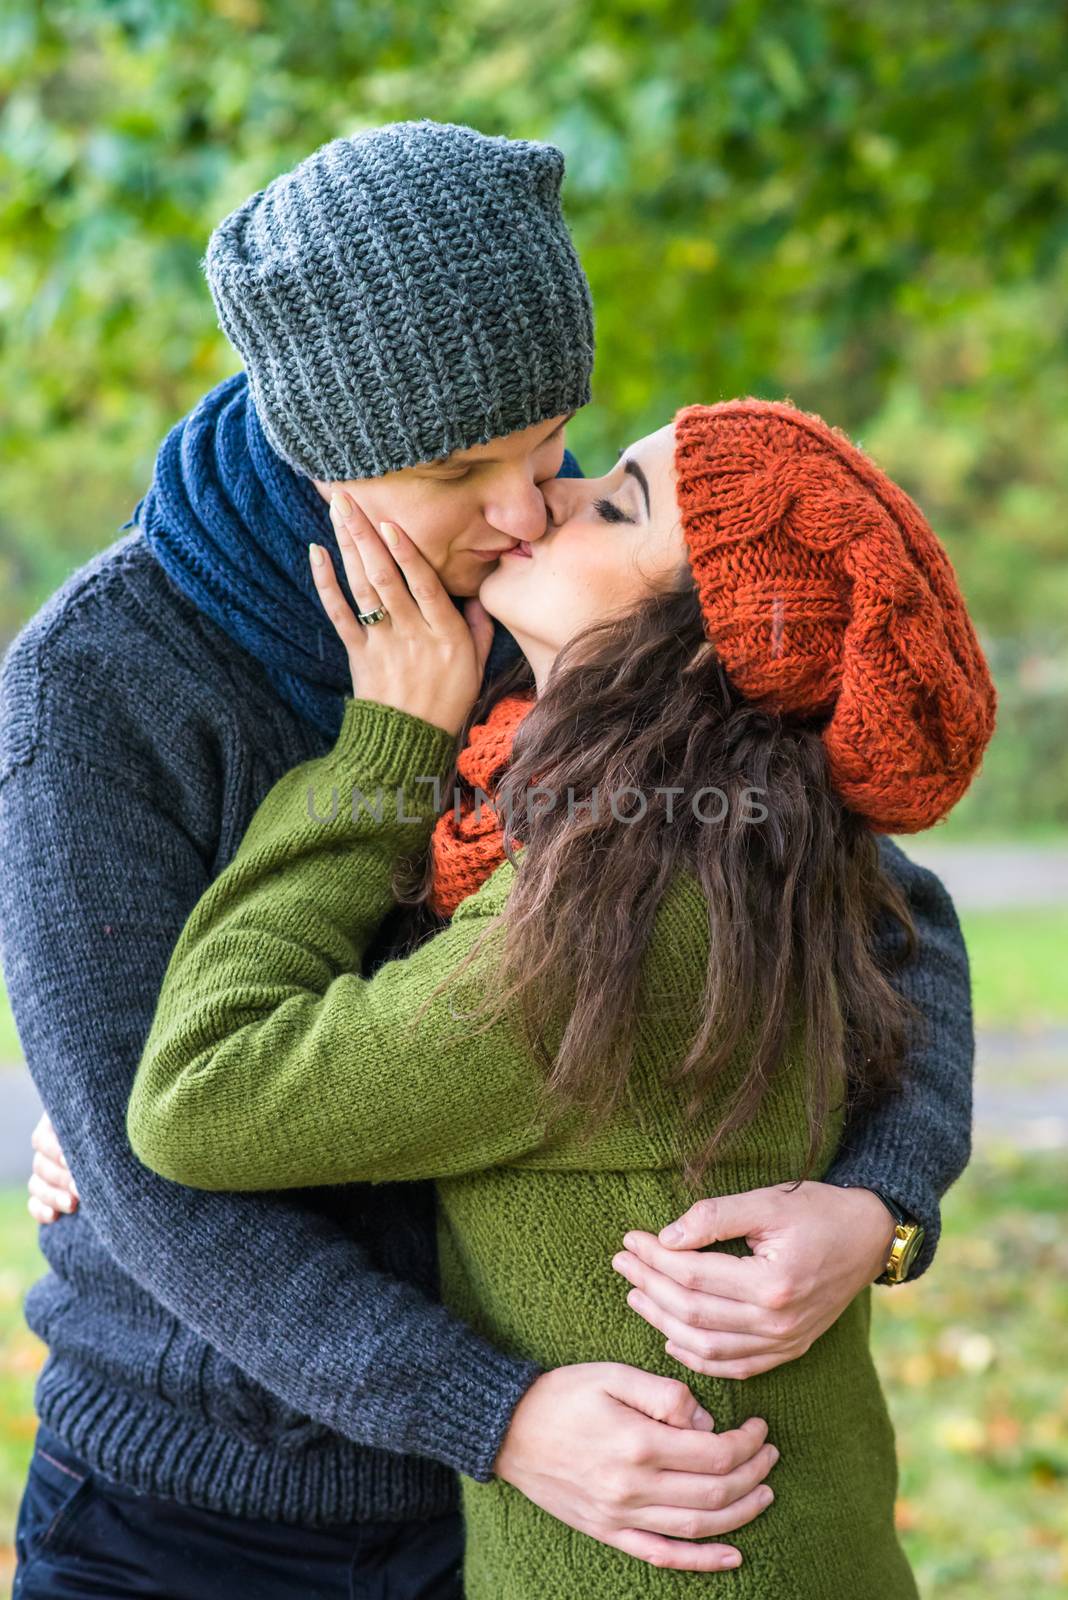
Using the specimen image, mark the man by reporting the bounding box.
[2,121,972,1598]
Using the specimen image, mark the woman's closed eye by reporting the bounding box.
[594,497,636,525]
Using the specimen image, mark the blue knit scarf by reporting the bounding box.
[133,372,573,740]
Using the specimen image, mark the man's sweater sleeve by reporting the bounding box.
[0,739,539,1481]
[822,836,974,1281]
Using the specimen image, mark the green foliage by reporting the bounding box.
[2,1,1067,823]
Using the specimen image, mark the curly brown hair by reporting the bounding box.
[401,572,919,1189]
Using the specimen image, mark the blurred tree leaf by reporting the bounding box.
[2,0,1067,823]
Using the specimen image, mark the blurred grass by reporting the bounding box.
[873,1148,1068,1598]
[0,1155,1064,1594]
[964,908,1068,1031]
[0,994,20,1064]
[0,1188,46,1593]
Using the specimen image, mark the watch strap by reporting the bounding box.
[865,1186,913,1228]
[833,1181,923,1283]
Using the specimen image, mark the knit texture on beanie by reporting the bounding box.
[674,399,997,833]
[204,120,595,480]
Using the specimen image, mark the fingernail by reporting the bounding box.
[381,521,399,546]
[660,1224,684,1245]
[691,1406,713,1429]
[330,491,351,519]
[309,543,324,566]
[760,1487,774,1505]
[769,1446,780,1465]
[723,1551,742,1568]
[58,1195,73,1212]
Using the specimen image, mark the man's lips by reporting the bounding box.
[470,544,517,562]
[469,540,534,562]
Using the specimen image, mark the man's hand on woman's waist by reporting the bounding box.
[494,1362,776,1573]
[612,1180,898,1379]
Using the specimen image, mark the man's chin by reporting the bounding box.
[448,544,525,596]
[441,562,484,599]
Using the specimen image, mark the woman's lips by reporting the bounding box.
[501,541,533,559]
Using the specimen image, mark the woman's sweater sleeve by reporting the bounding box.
[127,695,548,1191]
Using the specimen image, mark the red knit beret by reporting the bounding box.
[674,398,997,833]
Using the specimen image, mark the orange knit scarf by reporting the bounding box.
[427,691,536,918]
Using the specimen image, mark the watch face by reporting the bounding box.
[900,1225,925,1276]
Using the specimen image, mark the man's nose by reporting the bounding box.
[484,480,551,543]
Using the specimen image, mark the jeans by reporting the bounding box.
[13,1426,464,1600]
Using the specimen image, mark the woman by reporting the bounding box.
[127,399,995,1597]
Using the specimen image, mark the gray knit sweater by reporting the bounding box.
[0,529,973,1525]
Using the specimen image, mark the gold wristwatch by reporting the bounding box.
[839,1184,925,1284]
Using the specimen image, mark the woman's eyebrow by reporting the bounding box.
[623,458,651,517]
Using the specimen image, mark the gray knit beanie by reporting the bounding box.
[203,119,595,480]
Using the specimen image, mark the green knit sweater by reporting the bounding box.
[128,696,918,1600]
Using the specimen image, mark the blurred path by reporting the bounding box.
[0,1069,43,1185]
[900,841,1068,909]
[974,1028,1068,1151]
[2,1029,1067,1183]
